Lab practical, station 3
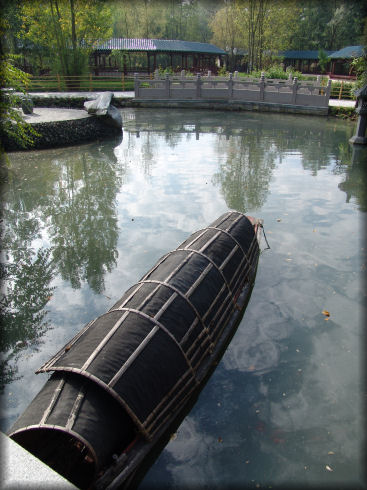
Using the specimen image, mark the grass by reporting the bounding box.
[329,106,357,120]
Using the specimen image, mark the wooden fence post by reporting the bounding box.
[89,74,92,91]
[122,73,125,91]
[57,74,61,91]
[339,80,343,100]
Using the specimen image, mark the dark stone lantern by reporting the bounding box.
[349,84,367,145]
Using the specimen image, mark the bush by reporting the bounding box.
[247,64,306,80]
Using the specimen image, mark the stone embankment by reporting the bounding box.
[3,92,123,151]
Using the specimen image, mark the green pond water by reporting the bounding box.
[1,108,366,489]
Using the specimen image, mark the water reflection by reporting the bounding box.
[1,137,123,388]
[0,248,54,390]
[45,147,123,293]
[1,109,364,489]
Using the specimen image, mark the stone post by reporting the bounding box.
[325,79,332,106]
[259,73,265,101]
[291,77,298,104]
[181,70,186,79]
[349,84,367,145]
[196,73,201,99]
[165,73,170,98]
[228,72,234,99]
[134,73,140,98]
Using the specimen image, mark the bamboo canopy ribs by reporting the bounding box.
[8,211,263,489]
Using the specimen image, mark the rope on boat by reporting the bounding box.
[260,223,271,251]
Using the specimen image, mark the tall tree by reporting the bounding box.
[289,0,366,51]
[20,0,112,76]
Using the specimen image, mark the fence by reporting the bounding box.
[26,74,136,92]
[134,70,332,108]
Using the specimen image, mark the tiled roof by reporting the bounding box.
[94,38,226,55]
[278,50,334,60]
[329,45,364,59]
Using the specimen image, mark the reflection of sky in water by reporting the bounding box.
[1,109,365,488]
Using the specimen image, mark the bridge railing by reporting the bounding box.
[134,71,332,108]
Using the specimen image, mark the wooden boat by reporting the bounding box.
[8,211,264,489]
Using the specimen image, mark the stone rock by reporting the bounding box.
[84,92,113,115]
[83,92,122,130]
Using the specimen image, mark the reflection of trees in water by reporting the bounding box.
[45,147,122,294]
[1,163,57,388]
[1,142,123,388]
[300,121,354,176]
[1,246,54,390]
[212,131,277,212]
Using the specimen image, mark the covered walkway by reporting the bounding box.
[91,38,226,75]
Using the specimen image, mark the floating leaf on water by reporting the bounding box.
[218,437,223,443]
[322,310,330,317]
[328,451,335,455]
[276,218,282,222]
[325,465,333,472]
[170,432,177,441]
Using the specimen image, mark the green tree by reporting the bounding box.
[289,0,366,51]
[20,0,112,77]
[0,16,39,154]
[318,48,330,73]
[210,0,300,72]
[0,58,38,152]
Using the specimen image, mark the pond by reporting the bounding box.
[1,108,366,489]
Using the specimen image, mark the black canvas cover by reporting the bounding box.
[8,211,260,488]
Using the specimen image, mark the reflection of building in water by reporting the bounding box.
[338,146,367,212]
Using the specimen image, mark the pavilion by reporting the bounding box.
[91,38,226,75]
[277,50,334,73]
[328,45,364,78]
